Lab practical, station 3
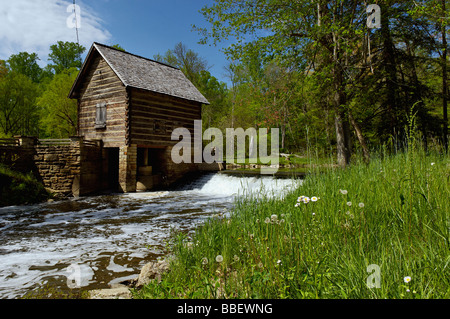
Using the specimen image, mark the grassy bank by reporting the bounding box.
[0,165,50,207]
[133,148,449,299]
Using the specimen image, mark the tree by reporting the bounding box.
[411,0,450,152]
[37,68,79,138]
[0,60,7,78]
[111,44,126,52]
[154,42,210,85]
[196,70,229,130]
[7,52,42,83]
[48,41,86,74]
[0,72,39,137]
[196,0,371,166]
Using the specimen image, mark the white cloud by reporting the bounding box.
[0,0,111,65]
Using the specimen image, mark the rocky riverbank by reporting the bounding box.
[89,258,171,299]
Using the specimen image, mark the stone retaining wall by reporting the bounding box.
[0,137,103,197]
[34,142,81,196]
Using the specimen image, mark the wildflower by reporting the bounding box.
[406,289,410,293]
[216,255,224,263]
[340,189,348,195]
[347,201,352,207]
[297,196,305,202]
[302,197,310,204]
[312,212,315,216]
[201,257,208,265]
[233,255,240,262]
[431,162,435,166]
[311,196,318,202]
[359,202,365,208]
[404,276,411,283]
[277,260,282,266]
[295,203,300,207]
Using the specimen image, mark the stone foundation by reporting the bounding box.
[1,137,222,197]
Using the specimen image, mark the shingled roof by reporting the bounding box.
[69,42,209,104]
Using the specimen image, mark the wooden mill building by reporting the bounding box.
[69,42,210,193]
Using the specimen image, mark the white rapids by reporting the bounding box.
[0,172,301,298]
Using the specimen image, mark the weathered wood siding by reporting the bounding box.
[129,88,202,147]
[77,52,128,148]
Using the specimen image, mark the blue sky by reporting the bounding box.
[0,0,231,84]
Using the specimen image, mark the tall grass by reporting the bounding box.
[134,143,450,299]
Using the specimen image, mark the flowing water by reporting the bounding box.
[0,172,301,299]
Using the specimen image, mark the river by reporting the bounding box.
[0,172,301,299]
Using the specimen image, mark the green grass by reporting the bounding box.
[133,147,450,299]
[0,164,50,206]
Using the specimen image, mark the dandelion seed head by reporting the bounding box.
[359,202,365,208]
[340,189,348,195]
[201,257,208,265]
[347,201,352,207]
[216,255,223,263]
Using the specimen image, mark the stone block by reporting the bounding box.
[44,154,59,162]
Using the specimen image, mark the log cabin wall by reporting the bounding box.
[77,52,128,148]
[129,87,202,189]
[129,88,201,147]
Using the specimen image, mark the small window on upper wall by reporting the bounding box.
[95,102,107,129]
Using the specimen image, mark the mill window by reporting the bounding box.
[95,102,107,129]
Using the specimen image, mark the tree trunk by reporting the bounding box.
[333,41,351,167]
[349,111,370,163]
[442,0,448,153]
[380,5,400,143]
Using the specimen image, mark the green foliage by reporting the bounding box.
[134,147,450,299]
[154,42,210,85]
[111,44,126,52]
[7,52,43,83]
[37,68,79,138]
[48,41,86,74]
[0,72,40,137]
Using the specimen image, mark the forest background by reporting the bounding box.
[0,0,448,166]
